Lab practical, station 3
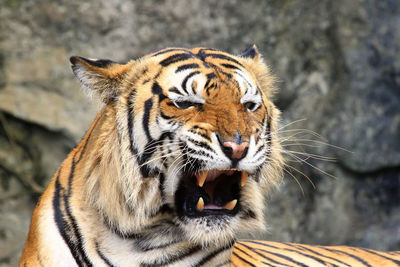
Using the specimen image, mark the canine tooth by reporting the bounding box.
[241,172,248,187]
[223,199,237,211]
[197,197,204,211]
[196,171,208,187]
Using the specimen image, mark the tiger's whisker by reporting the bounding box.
[282,167,305,196]
[282,162,316,189]
[277,118,308,131]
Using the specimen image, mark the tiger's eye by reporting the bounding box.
[174,101,199,109]
[244,102,259,112]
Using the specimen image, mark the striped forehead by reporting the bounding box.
[232,69,262,104]
[162,60,208,101]
[151,48,260,100]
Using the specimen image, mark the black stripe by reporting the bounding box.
[193,241,235,267]
[204,53,244,67]
[138,132,172,177]
[152,48,188,57]
[233,245,259,263]
[160,53,193,67]
[168,86,183,95]
[53,165,94,267]
[363,248,400,265]
[240,208,257,219]
[234,245,275,267]
[142,98,153,142]
[264,112,272,158]
[280,245,335,266]
[221,63,240,70]
[188,128,211,142]
[158,172,165,200]
[195,48,219,61]
[242,240,308,267]
[186,147,214,159]
[196,49,208,61]
[187,137,214,153]
[141,245,202,267]
[237,242,290,267]
[152,83,167,104]
[287,243,350,267]
[176,63,200,73]
[136,239,181,252]
[160,111,176,120]
[206,72,216,80]
[95,242,116,267]
[146,219,176,230]
[232,251,257,267]
[319,247,372,267]
[255,144,265,155]
[204,72,217,90]
[64,159,93,267]
[181,71,200,94]
[102,216,143,239]
[204,73,216,95]
[149,204,174,218]
[53,170,80,266]
[206,62,233,79]
[151,82,162,95]
[127,91,138,155]
[236,71,253,89]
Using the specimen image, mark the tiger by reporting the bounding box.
[19,46,400,267]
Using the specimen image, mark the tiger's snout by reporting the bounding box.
[216,131,250,167]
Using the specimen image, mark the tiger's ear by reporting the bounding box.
[70,56,132,103]
[240,44,260,62]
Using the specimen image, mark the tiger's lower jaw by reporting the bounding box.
[172,168,260,247]
[178,216,240,248]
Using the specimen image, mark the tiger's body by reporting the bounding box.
[233,240,400,267]
[19,46,399,267]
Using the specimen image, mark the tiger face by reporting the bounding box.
[71,46,283,248]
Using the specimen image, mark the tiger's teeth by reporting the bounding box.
[241,172,248,187]
[196,171,208,187]
[223,199,237,211]
[197,197,204,211]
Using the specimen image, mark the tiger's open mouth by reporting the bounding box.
[175,169,248,218]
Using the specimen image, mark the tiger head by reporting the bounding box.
[70,46,283,248]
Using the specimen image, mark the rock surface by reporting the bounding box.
[0,0,399,265]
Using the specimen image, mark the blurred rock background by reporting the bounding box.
[0,0,399,265]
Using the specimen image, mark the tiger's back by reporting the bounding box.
[233,240,400,267]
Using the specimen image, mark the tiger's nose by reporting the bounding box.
[222,141,249,160]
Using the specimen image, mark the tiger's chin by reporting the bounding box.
[173,168,265,247]
[178,216,240,248]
